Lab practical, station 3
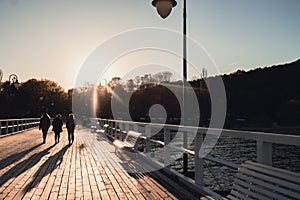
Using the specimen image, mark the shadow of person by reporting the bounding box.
[0,144,55,187]
[0,143,42,171]
[22,145,70,193]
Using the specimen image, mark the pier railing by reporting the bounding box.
[0,118,40,135]
[90,118,300,192]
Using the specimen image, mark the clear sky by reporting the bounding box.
[0,0,299,89]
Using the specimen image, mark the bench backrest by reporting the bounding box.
[124,131,142,149]
[229,161,300,200]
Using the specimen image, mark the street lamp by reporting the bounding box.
[152,0,187,105]
[152,0,189,174]
[9,74,20,93]
[152,0,177,19]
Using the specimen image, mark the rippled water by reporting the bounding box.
[167,136,300,193]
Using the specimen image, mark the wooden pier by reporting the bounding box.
[0,128,201,200]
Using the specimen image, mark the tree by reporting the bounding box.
[200,68,208,90]
[152,71,173,83]
[124,79,134,92]
[108,77,121,90]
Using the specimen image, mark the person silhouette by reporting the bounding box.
[39,113,51,144]
[52,114,63,144]
[66,114,76,145]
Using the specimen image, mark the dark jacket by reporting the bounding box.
[39,115,51,130]
[52,117,63,133]
[66,118,75,131]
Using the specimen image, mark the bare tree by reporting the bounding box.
[200,68,208,89]
[152,72,163,83]
[152,71,173,83]
[162,71,172,82]
[200,68,208,79]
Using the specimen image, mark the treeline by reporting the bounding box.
[0,79,72,119]
[222,59,300,127]
[94,59,300,127]
[1,58,300,128]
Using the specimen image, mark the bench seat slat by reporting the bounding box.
[123,141,134,148]
[234,178,293,200]
[226,194,239,200]
[113,131,141,152]
[228,161,300,200]
[232,183,270,200]
[230,189,252,200]
[239,167,300,192]
[245,161,300,180]
[243,161,300,184]
[236,173,300,199]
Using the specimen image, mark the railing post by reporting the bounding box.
[133,124,139,132]
[125,123,129,133]
[257,140,272,166]
[146,126,151,157]
[118,122,122,139]
[13,120,15,132]
[107,121,110,135]
[100,119,103,128]
[6,121,9,134]
[164,128,171,168]
[16,120,20,132]
[113,122,116,138]
[183,131,188,175]
[0,121,2,135]
[20,120,23,130]
[109,121,112,137]
[194,132,204,185]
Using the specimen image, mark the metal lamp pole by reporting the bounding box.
[152,0,188,175]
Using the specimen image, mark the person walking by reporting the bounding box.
[39,113,51,144]
[52,114,63,144]
[66,114,76,145]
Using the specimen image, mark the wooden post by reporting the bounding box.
[194,132,204,185]
[257,140,272,166]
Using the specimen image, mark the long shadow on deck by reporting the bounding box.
[22,144,70,193]
[0,144,42,171]
[118,151,203,200]
[0,144,55,187]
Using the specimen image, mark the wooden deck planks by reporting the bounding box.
[0,127,201,200]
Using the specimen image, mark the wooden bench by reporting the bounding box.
[103,124,109,133]
[202,161,300,200]
[229,161,300,199]
[113,131,141,152]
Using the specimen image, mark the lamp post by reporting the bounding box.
[152,0,187,81]
[9,74,20,93]
[152,0,189,175]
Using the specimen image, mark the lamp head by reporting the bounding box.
[152,0,177,19]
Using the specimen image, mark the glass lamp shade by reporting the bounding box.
[152,0,177,19]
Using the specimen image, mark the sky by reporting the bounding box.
[0,0,299,89]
